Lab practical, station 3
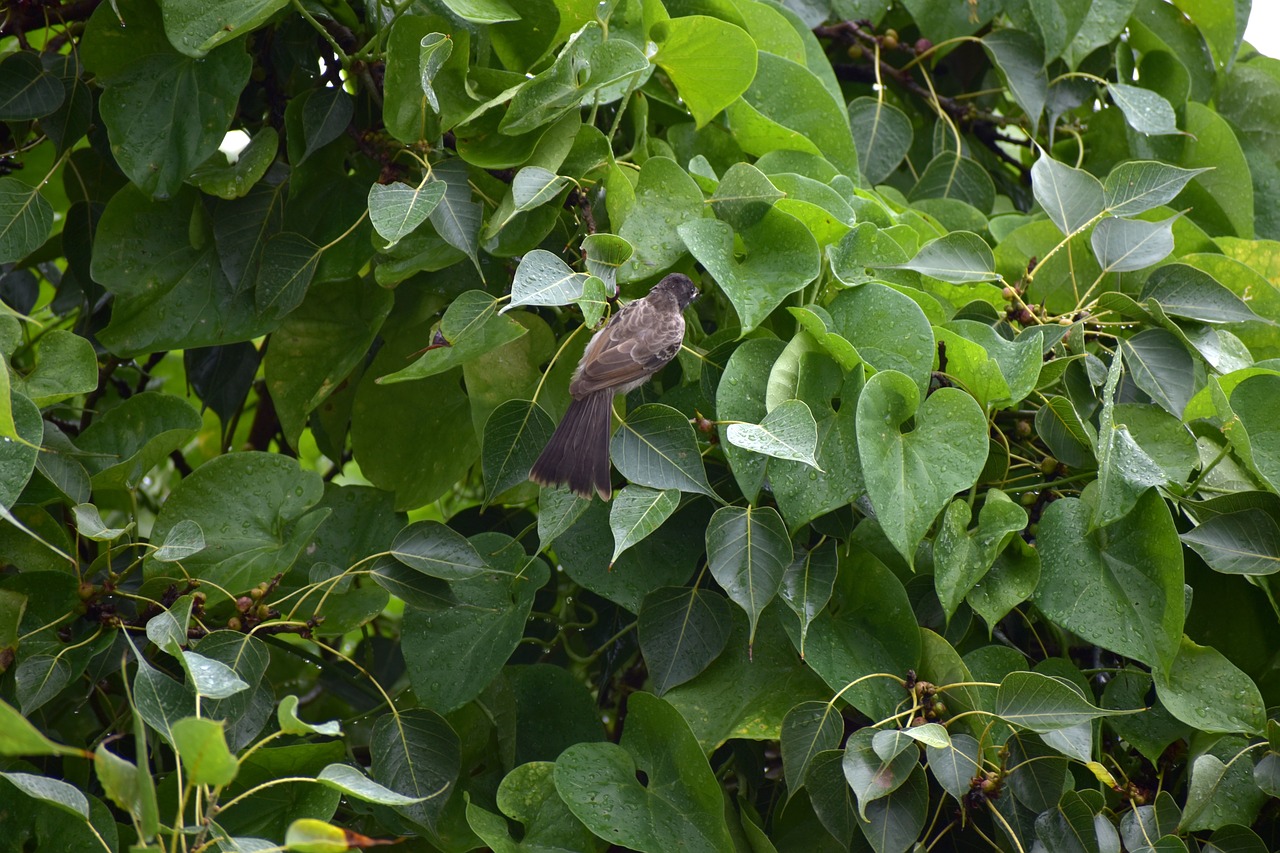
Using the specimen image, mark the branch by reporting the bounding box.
[819,20,1031,179]
[1,0,103,40]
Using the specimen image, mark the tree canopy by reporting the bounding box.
[2,0,1280,850]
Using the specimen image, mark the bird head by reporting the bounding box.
[652,273,700,310]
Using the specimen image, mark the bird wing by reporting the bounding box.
[569,297,685,396]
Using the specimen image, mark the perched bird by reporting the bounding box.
[529,273,700,500]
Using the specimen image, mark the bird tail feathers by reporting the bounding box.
[528,392,613,500]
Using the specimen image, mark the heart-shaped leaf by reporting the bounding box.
[856,370,988,566]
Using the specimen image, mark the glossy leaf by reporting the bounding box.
[705,505,792,649]
[611,404,717,498]
[637,586,733,695]
[609,486,681,565]
[857,370,988,567]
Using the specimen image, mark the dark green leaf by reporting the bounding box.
[82,0,250,197]
[554,692,734,852]
[637,586,733,695]
[705,505,792,649]
[1037,490,1184,669]
[611,404,717,498]
[849,97,913,185]
[857,371,988,566]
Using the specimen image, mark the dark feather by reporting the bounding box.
[528,273,698,500]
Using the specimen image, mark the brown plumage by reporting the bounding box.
[529,273,700,500]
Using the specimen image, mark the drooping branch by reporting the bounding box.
[817,19,1032,178]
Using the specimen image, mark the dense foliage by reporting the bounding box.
[2,0,1280,850]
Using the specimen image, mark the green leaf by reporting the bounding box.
[895,230,999,283]
[783,545,919,721]
[1104,160,1211,217]
[418,32,454,112]
[157,0,288,57]
[983,29,1047,133]
[1035,394,1095,468]
[537,485,591,550]
[554,692,734,853]
[82,0,250,197]
[994,671,1111,732]
[680,208,820,333]
[265,276,393,447]
[934,491,1027,622]
[1064,0,1138,68]
[369,709,459,833]
[725,399,821,469]
[652,16,758,128]
[664,606,829,752]
[481,399,556,504]
[145,452,325,593]
[1227,374,1280,493]
[1154,636,1266,734]
[15,655,70,716]
[172,717,239,786]
[466,761,605,853]
[181,651,250,700]
[71,503,132,542]
[316,764,428,805]
[390,521,491,580]
[857,371,988,567]
[0,389,40,510]
[829,283,934,392]
[1107,82,1181,136]
[17,329,98,407]
[74,391,202,491]
[780,700,842,801]
[858,764,929,853]
[1119,328,1194,417]
[1090,215,1177,272]
[188,127,278,200]
[277,695,341,738]
[0,772,89,819]
[705,505,792,650]
[779,540,838,659]
[379,291,528,384]
[93,744,140,817]
[503,167,567,217]
[731,52,859,176]
[848,97,913,185]
[428,159,483,274]
[285,819,348,853]
[581,233,632,293]
[507,249,591,309]
[0,177,54,265]
[402,535,549,712]
[1180,509,1280,575]
[1032,153,1105,236]
[708,162,782,230]
[910,153,995,213]
[255,232,321,318]
[841,728,918,820]
[1180,750,1268,833]
[0,52,64,120]
[0,697,85,757]
[617,157,704,282]
[637,586,733,695]
[1037,489,1184,669]
[611,404,718,498]
[90,186,273,355]
[368,180,446,248]
[925,733,982,799]
[609,486,682,565]
[1141,263,1265,325]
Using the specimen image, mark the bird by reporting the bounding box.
[529,272,700,500]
